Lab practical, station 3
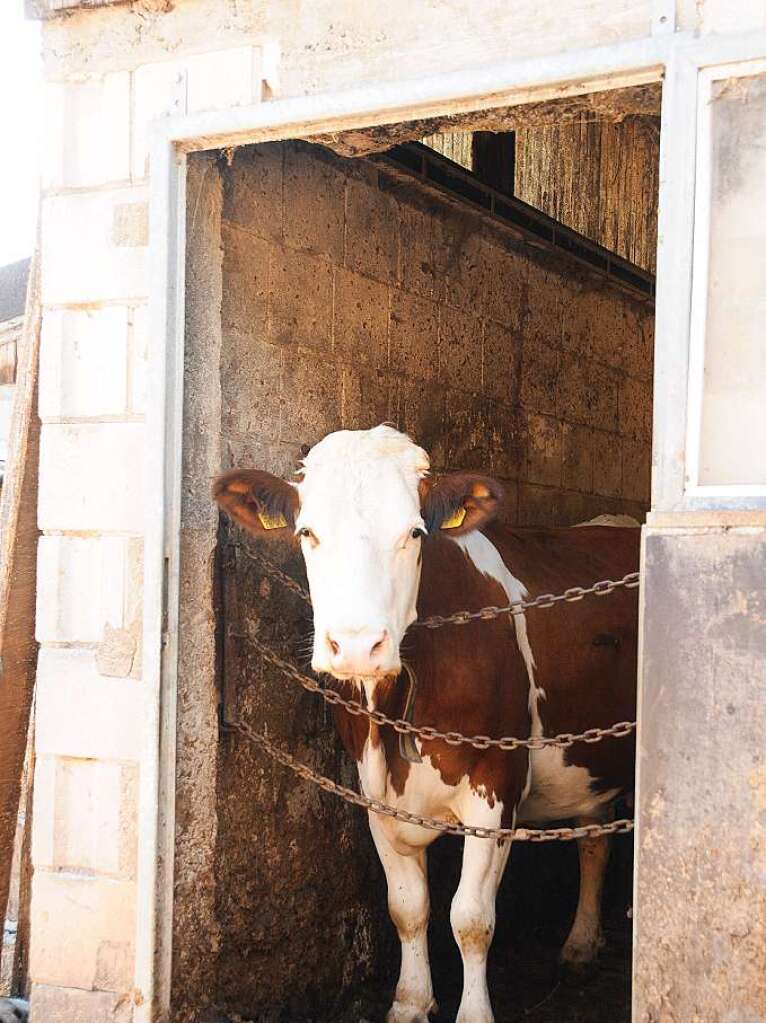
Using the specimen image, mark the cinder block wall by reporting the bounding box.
[171,140,654,1021]
[219,141,653,524]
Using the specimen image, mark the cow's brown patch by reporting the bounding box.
[333,524,639,826]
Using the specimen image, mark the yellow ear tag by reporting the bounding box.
[441,506,466,530]
[257,511,287,530]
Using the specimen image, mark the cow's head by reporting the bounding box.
[213,426,502,680]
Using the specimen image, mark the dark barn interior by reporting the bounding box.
[174,84,658,1023]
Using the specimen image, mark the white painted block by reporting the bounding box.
[32,757,124,876]
[44,72,130,189]
[30,872,136,990]
[36,535,127,643]
[35,648,144,761]
[700,0,766,32]
[129,304,148,415]
[39,307,129,419]
[41,188,149,305]
[186,46,254,113]
[131,59,187,180]
[132,47,265,178]
[38,422,145,532]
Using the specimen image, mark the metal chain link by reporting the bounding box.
[233,543,640,627]
[226,718,634,842]
[236,544,313,602]
[417,572,640,627]
[234,630,637,751]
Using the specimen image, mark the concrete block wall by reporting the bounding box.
[32,43,274,1023]
[218,142,654,525]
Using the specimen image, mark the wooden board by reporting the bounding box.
[515,114,660,273]
[0,245,41,932]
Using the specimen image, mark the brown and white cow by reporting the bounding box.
[214,425,638,1023]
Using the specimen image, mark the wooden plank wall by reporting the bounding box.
[422,115,660,273]
[515,115,660,273]
[420,131,473,169]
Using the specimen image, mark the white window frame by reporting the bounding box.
[684,56,766,502]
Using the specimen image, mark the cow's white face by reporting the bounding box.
[295,427,429,678]
[213,425,502,681]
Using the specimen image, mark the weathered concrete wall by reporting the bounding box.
[171,139,655,1020]
[38,0,655,91]
[634,527,766,1022]
[173,152,223,1021]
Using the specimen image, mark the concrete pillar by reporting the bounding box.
[633,46,766,1023]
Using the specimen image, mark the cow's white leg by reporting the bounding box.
[368,812,435,1023]
[560,815,610,966]
[451,834,511,1023]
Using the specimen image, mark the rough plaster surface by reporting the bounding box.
[174,140,654,1020]
[635,529,766,1023]
[39,0,654,90]
[36,0,762,38]
[173,153,224,1020]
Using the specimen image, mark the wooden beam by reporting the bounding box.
[0,243,41,934]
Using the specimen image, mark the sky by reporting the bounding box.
[0,4,43,268]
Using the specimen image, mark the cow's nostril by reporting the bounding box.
[370,631,388,657]
[328,636,340,656]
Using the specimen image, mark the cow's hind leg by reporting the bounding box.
[451,833,511,1023]
[368,813,436,1023]
[560,815,610,967]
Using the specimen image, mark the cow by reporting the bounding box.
[213,424,638,1023]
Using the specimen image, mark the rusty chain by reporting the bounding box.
[417,573,640,627]
[233,543,640,627]
[234,630,637,751]
[224,543,638,840]
[226,717,634,842]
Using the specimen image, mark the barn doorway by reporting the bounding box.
[175,83,658,1023]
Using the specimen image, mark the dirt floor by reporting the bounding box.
[215,828,634,1023]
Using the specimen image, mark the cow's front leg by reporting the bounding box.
[560,815,610,967]
[451,832,511,1023]
[368,812,436,1023]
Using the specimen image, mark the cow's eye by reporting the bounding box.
[297,527,316,543]
[411,527,426,540]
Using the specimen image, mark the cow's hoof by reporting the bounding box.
[386,998,437,1022]
[560,941,601,982]
[560,931,604,967]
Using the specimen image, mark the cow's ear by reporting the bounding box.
[213,469,299,539]
[419,473,503,536]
